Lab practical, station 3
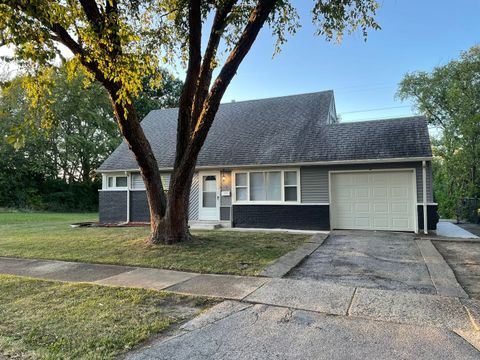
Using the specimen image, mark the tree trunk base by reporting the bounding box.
[147,220,191,245]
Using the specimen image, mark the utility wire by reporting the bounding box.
[338,105,412,115]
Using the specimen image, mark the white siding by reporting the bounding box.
[130,172,170,190]
[131,173,144,189]
[189,173,199,221]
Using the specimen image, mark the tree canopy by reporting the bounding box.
[398,46,480,218]
[0,64,183,210]
[0,0,381,243]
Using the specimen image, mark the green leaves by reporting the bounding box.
[0,1,381,101]
[398,46,480,217]
[312,0,380,42]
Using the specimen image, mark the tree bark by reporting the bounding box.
[107,91,167,242]
[42,0,276,245]
[154,0,277,244]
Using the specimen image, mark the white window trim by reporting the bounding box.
[232,168,301,205]
[103,173,128,191]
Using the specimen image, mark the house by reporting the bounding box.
[97,90,438,233]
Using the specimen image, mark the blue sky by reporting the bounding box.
[218,0,480,122]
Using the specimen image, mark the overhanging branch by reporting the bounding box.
[178,0,276,176]
[191,0,237,130]
[174,0,202,169]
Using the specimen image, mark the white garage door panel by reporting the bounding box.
[331,171,415,232]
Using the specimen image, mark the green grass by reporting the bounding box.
[0,274,216,359]
[0,212,310,275]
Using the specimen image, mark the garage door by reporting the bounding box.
[330,170,416,232]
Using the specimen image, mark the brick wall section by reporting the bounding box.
[130,191,150,222]
[99,191,127,223]
[232,205,330,230]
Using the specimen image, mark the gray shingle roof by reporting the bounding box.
[98,91,431,171]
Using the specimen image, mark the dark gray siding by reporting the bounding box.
[220,171,232,206]
[99,191,127,223]
[300,161,434,204]
[220,207,231,221]
[100,173,200,223]
[220,170,232,221]
[130,191,149,222]
[232,205,329,230]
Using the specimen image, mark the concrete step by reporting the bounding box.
[189,223,222,230]
[189,221,230,230]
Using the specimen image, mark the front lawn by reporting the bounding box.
[0,212,310,275]
[0,274,215,359]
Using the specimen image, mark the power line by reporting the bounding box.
[338,105,412,115]
[341,114,421,122]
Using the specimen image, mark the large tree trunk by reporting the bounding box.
[148,0,277,245]
[149,155,197,244]
[107,91,168,243]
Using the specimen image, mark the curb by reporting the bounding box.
[258,233,329,278]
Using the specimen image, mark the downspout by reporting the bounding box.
[126,171,130,223]
[422,161,428,234]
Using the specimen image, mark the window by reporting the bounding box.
[106,175,127,189]
[202,175,217,207]
[235,173,248,201]
[116,176,127,187]
[234,170,299,203]
[284,171,298,201]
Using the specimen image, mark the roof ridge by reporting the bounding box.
[149,90,334,112]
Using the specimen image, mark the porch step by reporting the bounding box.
[189,221,230,230]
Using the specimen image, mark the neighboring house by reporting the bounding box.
[98,90,438,233]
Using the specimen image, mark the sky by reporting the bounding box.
[217,0,480,122]
[1,1,478,122]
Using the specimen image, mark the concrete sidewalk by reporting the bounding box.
[437,221,479,239]
[124,302,480,360]
[1,256,480,339]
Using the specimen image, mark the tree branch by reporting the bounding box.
[105,0,121,56]
[171,0,276,181]
[191,0,237,130]
[186,0,276,162]
[50,23,85,56]
[78,0,103,27]
[173,0,202,168]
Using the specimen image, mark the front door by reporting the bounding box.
[199,172,220,220]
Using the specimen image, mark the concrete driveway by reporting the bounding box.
[287,230,436,294]
[435,241,480,299]
[125,302,479,360]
